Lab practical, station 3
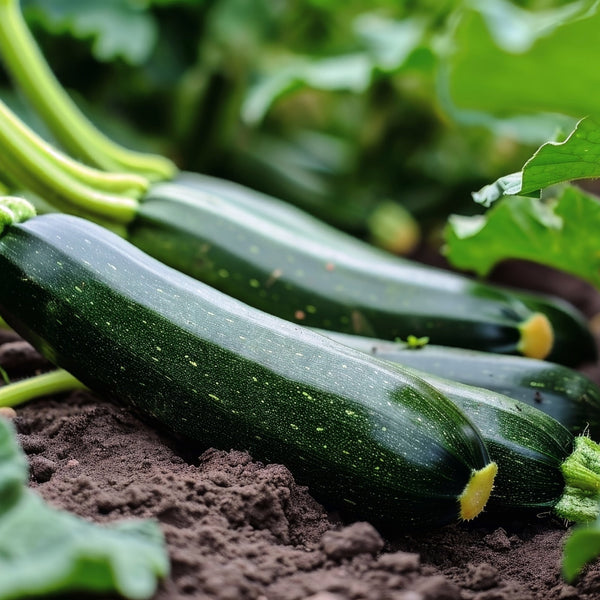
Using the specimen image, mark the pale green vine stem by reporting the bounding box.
[0,369,86,408]
[0,0,177,181]
[0,109,138,224]
[0,100,150,198]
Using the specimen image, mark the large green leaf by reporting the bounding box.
[0,417,168,599]
[444,185,600,289]
[446,0,600,118]
[474,116,600,206]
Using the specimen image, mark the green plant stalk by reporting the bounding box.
[0,195,36,233]
[556,435,600,522]
[0,109,138,224]
[0,0,177,182]
[0,100,149,198]
[0,369,86,408]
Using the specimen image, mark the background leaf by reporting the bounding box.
[474,117,600,206]
[23,0,158,65]
[444,186,600,289]
[446,0,600,118]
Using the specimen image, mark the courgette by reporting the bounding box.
[0,199,497,528]
[170,174,597,367]
[128,183,557,358]
[319,330,600,438]
[404,373,600,521]
[4,354,600,522]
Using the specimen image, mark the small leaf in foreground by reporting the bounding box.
[444,186,600,289]
[0,417,169,599]
[563,508,600,582]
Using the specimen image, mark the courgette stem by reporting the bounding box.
[0,100,149,199]
[458,462,498,521]
[0,196,36,234]
[556,436,600,522]
[0,114,138,224]
[517,312,554,360]
[0,369,86,408]
[0,0,177,181]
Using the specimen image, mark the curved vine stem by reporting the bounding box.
[0,101,149,199]
[0,369,86,409]
[0,0,177,181]
[0,107,138,224]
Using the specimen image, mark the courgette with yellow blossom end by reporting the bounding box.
[128,184,557,360]
[0,198,496,528]
[3,362,600,522]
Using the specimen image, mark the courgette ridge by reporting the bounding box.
[317,329,600,438]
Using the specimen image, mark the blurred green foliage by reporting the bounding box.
[0,0,590,245]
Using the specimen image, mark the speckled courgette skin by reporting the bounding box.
[124,183,574,362]
[0,213,494,528]
[171,174,596,367]
[320,331,600,438]
[407,371,575,515]
[314,331,597,516]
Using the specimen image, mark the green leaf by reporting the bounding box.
[474,117,600,206]
[444,186,600,289]
[242,54,373,125]
[563,507,600,582]
[23,0,158,65]
[446,0,600,119]
[0,417,168,599]
[0,417,28,512]
[241,15,427,124]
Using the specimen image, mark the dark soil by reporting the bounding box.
[4,259,600,600]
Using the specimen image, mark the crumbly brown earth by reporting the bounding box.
[5,259,600,600]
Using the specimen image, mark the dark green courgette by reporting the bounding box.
[128,183,557,360]
[318,330,600,438]
[399,371,600,521]
[0,201,497,528]
[4,347,600,522]
[171,173,597,367]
